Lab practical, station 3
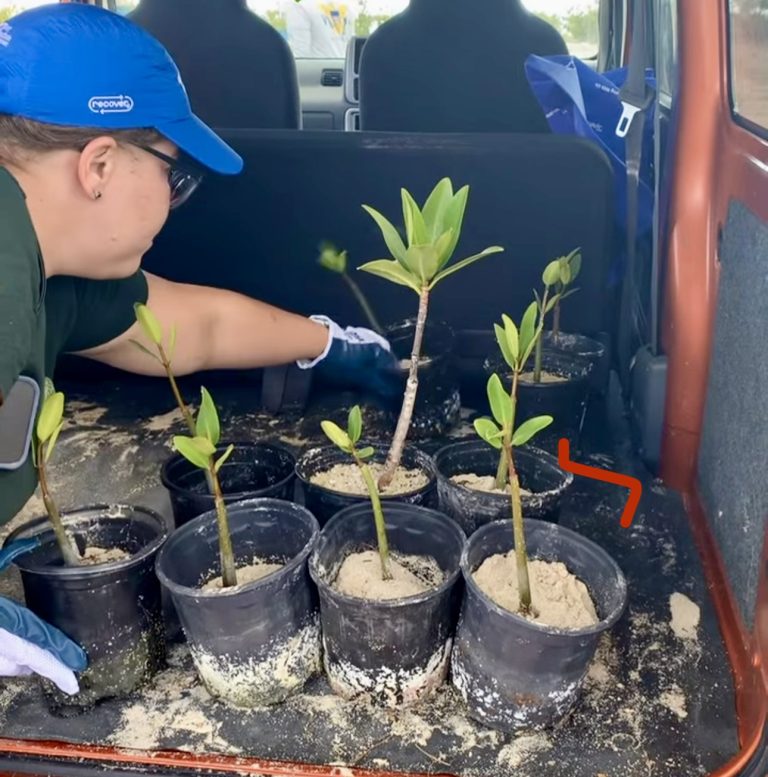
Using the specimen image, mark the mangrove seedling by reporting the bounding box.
[321,406,391,580]
[474,373,553,615]
[132,302,216,494]
[172,388,237,588]
[551,248,581,339]
[532,248,582,381]
[318,242,384,335]
[491,303,543,488]
[132,303,195,435]
[35,392,81,566]
[359,177,503,489]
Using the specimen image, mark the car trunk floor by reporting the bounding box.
[0,374,739,777]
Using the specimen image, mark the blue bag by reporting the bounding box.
[525,55,656,240]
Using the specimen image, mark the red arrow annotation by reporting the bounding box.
[557,438,642,529]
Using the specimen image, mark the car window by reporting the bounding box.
[0,1,600,61]
[729,0,768,134]
[245,0,600,60]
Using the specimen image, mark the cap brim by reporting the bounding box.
[158,114,243,175]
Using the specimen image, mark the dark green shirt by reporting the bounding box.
[0,167,148,524]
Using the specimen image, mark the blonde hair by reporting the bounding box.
[0,114,163,165]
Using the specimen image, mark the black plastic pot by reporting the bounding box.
[452,519,628,731]
[155,498,321,707]
[453,329,496,407]
[386,318,461,437]
[486,349,593,454]
[261,363,314,414]
[434,440,573,534]
[6,505,167,712]
[543,331,609,394]
[161,441,296,527]
[296,443,438,527]
[309,503,465,707]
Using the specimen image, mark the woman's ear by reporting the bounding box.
[76,136,120,201]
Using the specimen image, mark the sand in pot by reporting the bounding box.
[473,553,598,630]
[201,558,285,592]
[449,473,532,497]
[519,370,569,384]
[334,550,444,600]
[81,547,131,565]
[310,463,428,496]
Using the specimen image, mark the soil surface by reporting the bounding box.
[202,559,285,592]
[519,370,569,384]
[333,550,443,600]
[450,473,532,497]
[310,462,428,496]
[474,554,599,630]
[81,546,130,565]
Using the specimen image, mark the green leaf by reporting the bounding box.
[421,178,453,240]
[347,405,363,444]
[358,259,421,293]
[545,293,561,314]
[405,244,440,283]
[474,417,503,450]
[318,243,347,274]
[559,287,580,303]
[566,248,582,282]
[44,421,64,462]
[501,314,519,362]
[195,387,221,446]
[362,205,409,267]
[542,259,561,287]
[487,373,513,427]
[429,246,504,288]
[173,435,215,470]
[518,301,539,363]
[401,188,429,246]
[433,227,455,269]
[558,258,572,286]
[321,420,352,452]
[37,392,64,443]
[511,415,554,447]
[442,185,469,259]
[134,303,163,345]
[214,443,235,474]
[494,323,515,369]
[357,446,375,460]
[168,325,177,361]
[129,339,160,363]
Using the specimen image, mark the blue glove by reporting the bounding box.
[297,315,402,398]
[0,538,87,694]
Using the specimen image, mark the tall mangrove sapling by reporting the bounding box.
[359,178,503,488]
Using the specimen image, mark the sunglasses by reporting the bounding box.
[134,145,203,209]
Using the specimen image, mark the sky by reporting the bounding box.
[4,0,598,15]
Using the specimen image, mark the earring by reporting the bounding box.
[93,191,102,200]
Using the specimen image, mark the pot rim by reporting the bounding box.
[295,443,437,501]
[434,441,573,503]
[161,440,296,499]
[155,497,319,599]
[461,518,628,636]
[309,502,465,609]
[7,503,169,579]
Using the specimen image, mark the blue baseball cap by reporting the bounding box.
[0,4,242,175]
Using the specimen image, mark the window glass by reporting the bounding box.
[0,1,600,61]
[729,0,768,132]
[522,0,600,59]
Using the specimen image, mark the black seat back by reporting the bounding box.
[130,0,300,129]
[358,0,568,133]
[143,130,613,337]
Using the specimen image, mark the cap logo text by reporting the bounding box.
[88,95,135,114]
[0,23,12,47]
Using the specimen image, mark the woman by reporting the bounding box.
[0,3,396,693]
